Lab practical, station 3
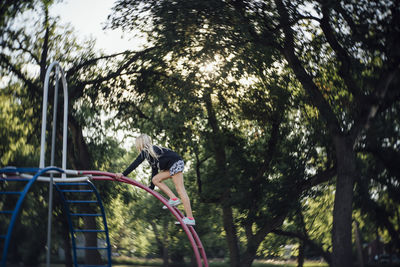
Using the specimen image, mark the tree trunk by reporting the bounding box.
[298,241,305,267]
[332,135,356,267]
[162,243,169,266]
[240,251,256,267]
[204,87,241,266]
[298,207,306,267]
[83,216,103,265]
[68,116,102,265]
[150,220,169,266]
[240,228,257,267]
[162,220,169,267]
[354,221,364,267]
[61,210,73,267]
[222,204,241,267]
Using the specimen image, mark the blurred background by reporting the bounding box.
[0,0,399,266]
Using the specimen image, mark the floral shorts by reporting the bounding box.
[169,160,185,176]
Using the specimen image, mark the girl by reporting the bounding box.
[115,134,195,226]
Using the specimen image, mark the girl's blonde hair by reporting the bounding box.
[135,134,159,159]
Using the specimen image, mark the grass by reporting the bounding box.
[111,256,328,267]
[36,257,328,267]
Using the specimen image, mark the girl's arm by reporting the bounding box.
[148,166,158,189]
[122,152,145,176]
[151,166,158,178]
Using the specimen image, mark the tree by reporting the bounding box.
[105,1,341,266]
[0,1,142,264]
[108,1,400,266]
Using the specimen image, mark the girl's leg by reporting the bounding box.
[152,171,177,200]
[172,172,193,218]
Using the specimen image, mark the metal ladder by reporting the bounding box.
[54,180,112,267]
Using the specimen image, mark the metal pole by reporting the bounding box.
[40,61,69,267]
[46,66,59,267]
[51,65,59,166]
[40,61,58,168]
[60,68,68,178]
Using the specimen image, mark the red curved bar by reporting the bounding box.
[80,170,208,267]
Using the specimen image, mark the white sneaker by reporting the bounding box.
[162,198,181,209]
[175,217,196,226]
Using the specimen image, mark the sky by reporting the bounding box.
[50,0,145,54]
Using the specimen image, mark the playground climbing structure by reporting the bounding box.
[0,61,208,267]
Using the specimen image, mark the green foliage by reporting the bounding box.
[302,185,334,253]
[0,84,39,166]
[257,233,294,259]
[105,1,341,265]
[2,181,54,265]
[353,101,400,252]
[107,1,400,266]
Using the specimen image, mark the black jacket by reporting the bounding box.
[122,146,182,178]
